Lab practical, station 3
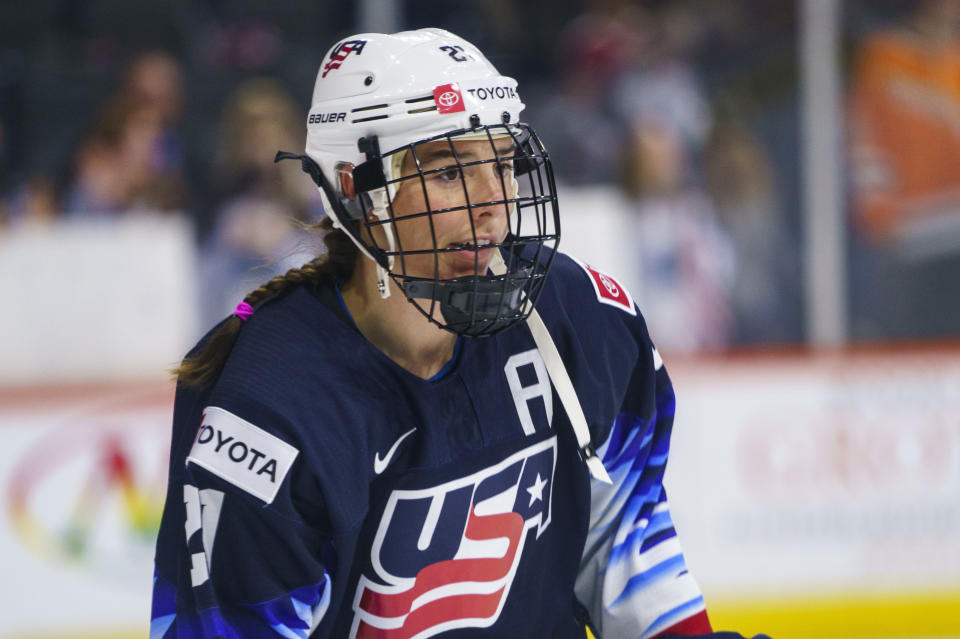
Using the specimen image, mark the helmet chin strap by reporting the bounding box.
[367,189,396,300]
[490,252,613,485]
[313,187,393,299]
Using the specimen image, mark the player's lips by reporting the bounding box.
[448,236,497,250]
[446,235,500,269]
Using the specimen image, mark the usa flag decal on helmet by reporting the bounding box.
[322,39,367,78]
[573,257,637,316]
[350,437,556,638]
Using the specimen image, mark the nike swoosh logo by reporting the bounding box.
[374,428,417,475]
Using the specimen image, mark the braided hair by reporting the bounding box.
[174,217,358,387]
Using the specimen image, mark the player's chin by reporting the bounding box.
[401,251,496,282]
[444,247,497,277]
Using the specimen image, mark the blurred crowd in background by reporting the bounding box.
[2,0,960,353]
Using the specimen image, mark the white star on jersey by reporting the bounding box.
[527,473,548,507]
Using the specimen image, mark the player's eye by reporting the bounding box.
[435,167,462,182]
[494,160,513,177]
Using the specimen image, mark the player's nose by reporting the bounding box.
[467,165,510,220]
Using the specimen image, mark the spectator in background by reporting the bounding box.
[535,0,643,184]
[61,50,190,220]
[118,50,187,185]
[537,0,803,350]
[619,113,735,353]
[849,0,960,252]
[847,0,960,338]
[612,1,711,160]
[198,77,322,326]
[612,1,735,353]
[705,113,798,345]
[63,91,187,218]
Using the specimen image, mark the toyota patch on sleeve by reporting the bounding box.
[186,406,299,504]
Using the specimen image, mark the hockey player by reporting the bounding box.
[152,28,738,638]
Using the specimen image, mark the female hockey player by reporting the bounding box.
[152,28,736,638]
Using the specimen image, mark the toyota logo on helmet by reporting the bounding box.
[433,82,466,114]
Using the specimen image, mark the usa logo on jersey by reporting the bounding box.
[350,437,557,638]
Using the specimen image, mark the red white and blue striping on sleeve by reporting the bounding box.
[575,367,711,638]
[151,568,331,639]
[149,470,334,639]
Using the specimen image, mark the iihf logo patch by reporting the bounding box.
[350,437,557,638]
[573,258,637,316]
[433,82,466,114]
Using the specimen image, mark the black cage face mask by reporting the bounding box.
[279,122,560,337]
[366,123,560,337]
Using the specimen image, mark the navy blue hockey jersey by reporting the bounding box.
[151,251,710,638]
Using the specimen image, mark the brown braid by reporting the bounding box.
[173,217,359,387]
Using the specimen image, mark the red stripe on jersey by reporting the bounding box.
[357,509,524,635]
[356,589,506,638]
[654,608,713,637]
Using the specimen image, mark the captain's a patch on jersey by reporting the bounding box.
[186,406,299,504]
[572,258,636,316]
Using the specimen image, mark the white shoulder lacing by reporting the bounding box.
[491,252,612,484]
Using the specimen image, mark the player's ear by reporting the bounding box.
[335,161,378,223]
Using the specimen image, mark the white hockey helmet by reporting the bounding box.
[278,28,560,337]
